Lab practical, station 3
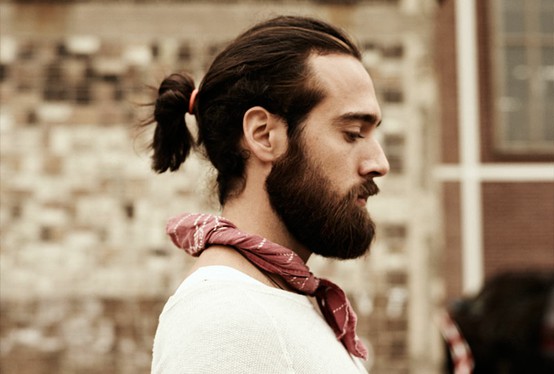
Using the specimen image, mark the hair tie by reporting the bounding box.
[188,89,198,115]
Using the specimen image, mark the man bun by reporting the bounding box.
[148,73,196,173]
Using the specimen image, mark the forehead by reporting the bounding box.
[307,53,381,121]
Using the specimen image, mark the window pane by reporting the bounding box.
[503,0,526,34]
[503,46,530,142]
[384,134,405,174]
[494,0,554,153]
[540,0,554,34]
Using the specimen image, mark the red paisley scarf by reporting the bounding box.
[166,212,368,360]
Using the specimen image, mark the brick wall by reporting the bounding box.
[434,0,458,165]
[0,298,164,374]
[482,182,554,277]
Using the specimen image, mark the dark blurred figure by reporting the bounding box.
[441,271,554,374]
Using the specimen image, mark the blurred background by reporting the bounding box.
[0,0,552,373]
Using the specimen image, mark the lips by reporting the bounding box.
[356,196,368,206]
[354,180,379,205]
[357,192,369,203]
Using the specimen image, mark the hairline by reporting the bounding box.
[287,50,363,137]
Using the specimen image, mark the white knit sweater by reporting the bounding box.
[152,266,368,373]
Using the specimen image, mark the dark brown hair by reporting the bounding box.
[145,15,361,205]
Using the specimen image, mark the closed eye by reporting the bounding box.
[344,132,365,142]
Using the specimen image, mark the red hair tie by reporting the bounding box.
[188,89,198,115]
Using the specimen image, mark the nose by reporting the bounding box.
[359,140,389,177]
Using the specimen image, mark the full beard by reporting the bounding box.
[265,135,379,260]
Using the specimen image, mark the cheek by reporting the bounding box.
[319,144,358,174]
[302,131,358,187]
[314,153,358,195]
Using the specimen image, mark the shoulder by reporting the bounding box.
[152,274,297,374]
[189,245,272,286]
[160,275,279,328]
[157,269,309,335]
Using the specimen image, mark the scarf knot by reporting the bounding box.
[167,212,368,360]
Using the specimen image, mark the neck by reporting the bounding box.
[221,191,312,263]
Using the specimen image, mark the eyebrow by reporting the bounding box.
[333,112,382,128]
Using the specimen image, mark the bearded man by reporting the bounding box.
[148,15,389,374]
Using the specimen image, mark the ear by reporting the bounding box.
[242,106,288,163]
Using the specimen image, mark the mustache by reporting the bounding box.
[355,179,380,199]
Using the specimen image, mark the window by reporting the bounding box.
[492,0,554,154]
[384,133,405,174]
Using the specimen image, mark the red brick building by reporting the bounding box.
[435,0,554,301]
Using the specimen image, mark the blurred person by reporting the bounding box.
[144,15,388,373]
[441,271,554,374]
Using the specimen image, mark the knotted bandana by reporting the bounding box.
[166,212,368,360]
